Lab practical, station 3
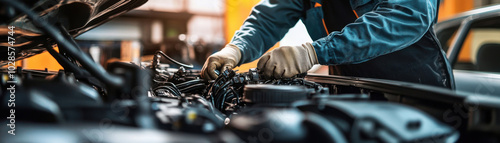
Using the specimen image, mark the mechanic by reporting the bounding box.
[201,0,454,89]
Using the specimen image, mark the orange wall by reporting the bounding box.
[22,46,63,71]
[438,0,474,62]
[438,0,474,22]
[224,0,261,43]
[225,0,279,72]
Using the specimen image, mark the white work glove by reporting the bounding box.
[201,44,241,80]
[257,43,319,79]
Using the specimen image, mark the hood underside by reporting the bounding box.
[0,0,147,66]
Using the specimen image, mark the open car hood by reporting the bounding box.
[0,0,147,66]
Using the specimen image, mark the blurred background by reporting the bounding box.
[14,0,500,74]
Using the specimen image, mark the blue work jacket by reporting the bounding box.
[230,0,454,89]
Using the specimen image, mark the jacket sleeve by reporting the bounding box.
[312,0,438,65]
[230,0,304,65]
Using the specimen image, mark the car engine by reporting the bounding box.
[3,0,500,142]
[1,59,458,142]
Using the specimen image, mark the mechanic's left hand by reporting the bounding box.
[257,43,319,79]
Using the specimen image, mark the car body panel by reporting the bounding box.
[435,4,500,96]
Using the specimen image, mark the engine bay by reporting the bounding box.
[2,0,500,142]
[1,62,460,142]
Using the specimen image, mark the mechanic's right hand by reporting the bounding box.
[201,44,241,80]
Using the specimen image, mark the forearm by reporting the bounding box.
[230,0,303,65]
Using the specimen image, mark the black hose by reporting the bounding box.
[176,79,204,88]
[214,81,232,98]
[216,89,233,111]
[179,83,205,93]
[154,88,177,97]
[208,79,223,106]
[46,45,88,76]
[56,24,83,66]
[153,86,181,97]
[160,82,182,95]
[231,87,240,104]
